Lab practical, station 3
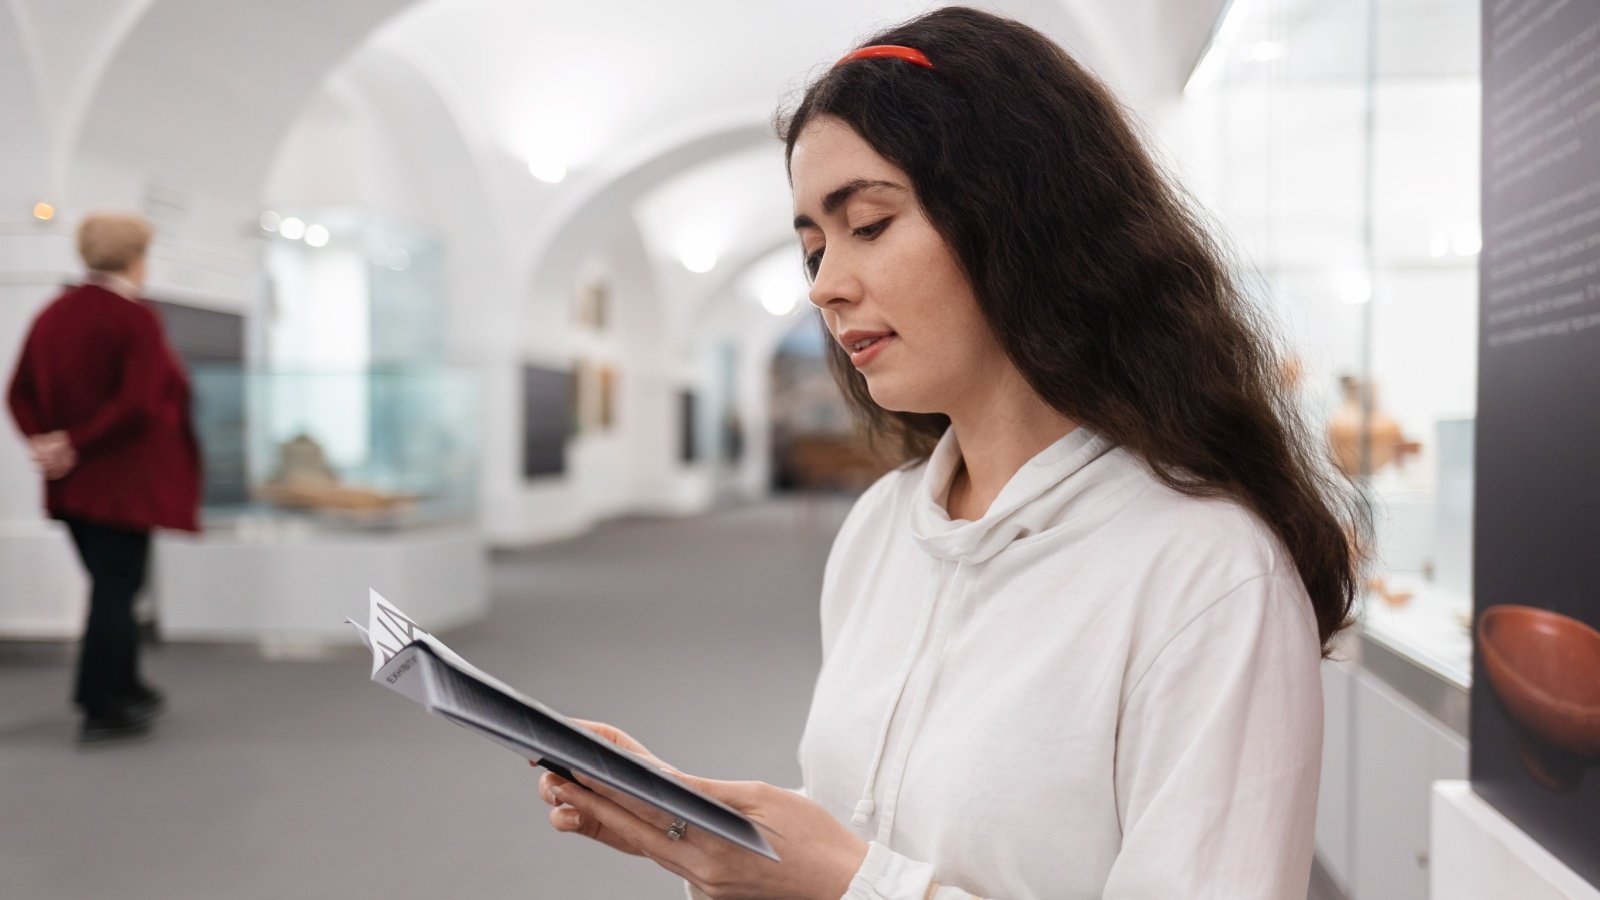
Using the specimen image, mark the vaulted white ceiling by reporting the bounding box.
[368,0,1111,176]
[2,0,1222,207]
[1,0,1228,336]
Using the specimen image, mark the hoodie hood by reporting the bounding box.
[910,426,1115,565]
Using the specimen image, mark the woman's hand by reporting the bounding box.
[534,719,669,858]
[27,431,75,479]
[536,720,868,900]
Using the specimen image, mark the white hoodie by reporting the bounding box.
[796,426,1324,899]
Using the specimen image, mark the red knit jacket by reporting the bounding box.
[7,283,202,532]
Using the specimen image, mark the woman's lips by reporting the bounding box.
[848,333,895,368]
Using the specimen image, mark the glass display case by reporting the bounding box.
[1181,0,1480,685]
[189,365,479,530]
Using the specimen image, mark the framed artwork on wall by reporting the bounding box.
[679,389,698,463]
[598,365,617,430]
[521,364,573,478]
[575,279,609,331]
[150,299,248,506]
[572,358,592,434]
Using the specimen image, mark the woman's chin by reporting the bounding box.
[864,378,940,416]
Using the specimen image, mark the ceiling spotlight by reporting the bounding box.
[259,210,282,233]
[304,224,330,248]
[279,216,306,241]
[761,291,799,316]
[32,202,55,222]
[388,248,411,272]
[681,249,717,274]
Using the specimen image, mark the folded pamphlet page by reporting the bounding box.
[348,589,778,861]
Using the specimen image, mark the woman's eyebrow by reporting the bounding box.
[793,179,909,230]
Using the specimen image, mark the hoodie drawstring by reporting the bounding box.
[873,564,966,844]
[851,558,955,829]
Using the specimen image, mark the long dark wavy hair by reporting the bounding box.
[778,7,1359,650]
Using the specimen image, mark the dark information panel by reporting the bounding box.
[520,365,572,479]
[1473,0,1600,888]
[151,299,249,506]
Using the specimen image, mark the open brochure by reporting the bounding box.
[347,590,779,861]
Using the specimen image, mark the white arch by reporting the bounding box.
[691,234,798,318]
[37,0,158,194]
[33,0,1173,244]
[45,0,1178,206]
[67,0,414,206]
[516,0,1154,329]
[522,107,776,296]
[0,0,52,211]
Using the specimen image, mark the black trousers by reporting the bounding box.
[63,518,152,716]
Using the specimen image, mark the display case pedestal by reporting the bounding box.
[1430,781,1599,900]
[0,521,87,638]
[154,520,487,644]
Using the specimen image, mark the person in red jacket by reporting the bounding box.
[7,212,202,744]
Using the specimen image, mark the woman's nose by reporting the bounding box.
[807,255,859,310]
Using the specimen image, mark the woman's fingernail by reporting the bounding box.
[568,811,583,828]
[549,786,564,804]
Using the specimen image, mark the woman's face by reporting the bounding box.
[790,115,1004,416]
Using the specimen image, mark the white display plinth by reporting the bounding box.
[154,519,488,644]
[0,520,88,637]
[1431,781,1599,900]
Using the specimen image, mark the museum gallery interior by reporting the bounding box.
[1,1,1598,898]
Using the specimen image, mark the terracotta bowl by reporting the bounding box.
[1477,605,1600,789]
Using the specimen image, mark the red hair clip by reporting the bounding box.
[835,45,934,70]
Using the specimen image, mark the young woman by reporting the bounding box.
[536,8,1359,898]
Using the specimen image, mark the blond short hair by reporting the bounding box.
[77,212,153,273]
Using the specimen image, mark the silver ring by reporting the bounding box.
[665,818,688,841]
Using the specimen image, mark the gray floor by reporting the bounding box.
[0,499,850,900]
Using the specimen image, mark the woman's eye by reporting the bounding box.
[853,218,890,239]
[801,219,888,281]
[803,249,823,281]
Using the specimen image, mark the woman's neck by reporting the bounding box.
[943,369,1077,521]
[87,270,141,301]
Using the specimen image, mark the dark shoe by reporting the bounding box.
[123,687,166,723]
[79,708,153,745]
